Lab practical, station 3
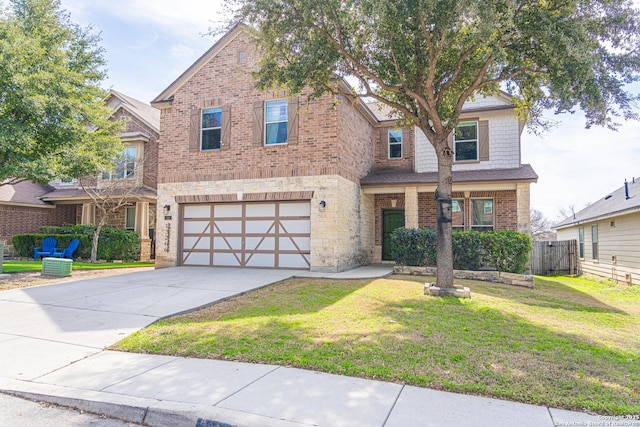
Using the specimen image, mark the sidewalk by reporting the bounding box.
[0,266,629,427]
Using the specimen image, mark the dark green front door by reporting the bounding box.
[382,210,405,261]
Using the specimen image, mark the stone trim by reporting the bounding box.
[175,191,314,204]
[394,265,534,288]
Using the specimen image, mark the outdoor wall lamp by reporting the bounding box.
[163,204,171,214]
[319,200,326,209]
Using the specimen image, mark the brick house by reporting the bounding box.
[0,91,159,260]
[152,24,538,271]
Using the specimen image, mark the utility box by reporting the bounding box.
[42,257,72,277]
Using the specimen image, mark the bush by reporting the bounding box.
[482,230,532,273]
[14,225,140,261]
[390,228,531,273]
[390,227,436,266]
[452,230,483,271]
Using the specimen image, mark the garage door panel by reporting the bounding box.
[181,201,310,269]
[184,205,211,218]
[246,203,276,217]
[183,236,210,250]
[214,220,242,234]
[213,252,242,266]
[183,221,210,234]
[214,236,242,250]
[280,203,310,217]
[246,237,275,251]
[280,220,311,234]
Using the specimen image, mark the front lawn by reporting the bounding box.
[2,260,155,273]
[113,275,640,415]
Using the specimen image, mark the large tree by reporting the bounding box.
[0,0,122,186]
[229,0,640,287]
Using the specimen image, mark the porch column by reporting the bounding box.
[81,203,95,225]
[135,201,151,262]
[404,186,419,229]
[516,183,531,234]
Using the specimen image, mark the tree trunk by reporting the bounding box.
[91,223,103,263]
[435,140,455,288]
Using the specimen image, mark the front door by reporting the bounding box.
[382,210,405,261]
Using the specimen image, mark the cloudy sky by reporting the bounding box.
[49,1,640,223]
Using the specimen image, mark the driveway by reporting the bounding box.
[0,267,297,381]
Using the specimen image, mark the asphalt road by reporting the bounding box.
[0,392,141,427]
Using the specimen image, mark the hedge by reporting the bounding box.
[13,225,140,261]
[390,228,532,273]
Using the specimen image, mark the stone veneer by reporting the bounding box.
[156,175,374,272]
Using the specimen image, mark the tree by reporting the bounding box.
[228,0,640,287]
[0,0,122,186]
[530,208,555,241]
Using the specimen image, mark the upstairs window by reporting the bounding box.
[388,129,402,159]
[201,107,222,150]
[454,121,478,161]
[265,100,288,145]
[103,146,136,180]
[471,198,494,231]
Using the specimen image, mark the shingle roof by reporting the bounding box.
[0,181,54,206]
[41,186,157,201]
[361,164,538,186]
[110,90,160,132]
[554,177,640,228]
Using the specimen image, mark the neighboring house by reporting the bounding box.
[152,24,538,271]
[0,91,159,260]
[554,178,640,286]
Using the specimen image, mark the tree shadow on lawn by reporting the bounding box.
[391,275,628,315]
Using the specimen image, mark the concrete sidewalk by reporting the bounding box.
[0,266,627,427]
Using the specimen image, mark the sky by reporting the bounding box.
[31,1,640,224]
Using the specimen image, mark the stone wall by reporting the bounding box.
[394,265,534,288]
[156,175,368,272]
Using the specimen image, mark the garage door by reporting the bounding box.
[180,201,311,269]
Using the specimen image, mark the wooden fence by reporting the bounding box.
[530,240,578,276]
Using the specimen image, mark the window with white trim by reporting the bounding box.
[201,107,222,150]
[265,100,288,145]
[388,129,402,159]
[103,146,136,180]
[454,121,478,161]
[471,198,494,231]
[125,207,136,230]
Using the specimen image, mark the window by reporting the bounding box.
[592,225,598,260]
[454,121,478,162]
[388,129,402,159]
[103,146,136,180]
[201,107,222,150]
[471,199,494,230]
[125,207,136,230]
[578,227,584,258]
[265,100,288,145]
[452,199,465,230]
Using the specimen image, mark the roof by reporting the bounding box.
[40,186,157,202]
[108,90,160,132]
[0,181,54,207]
[554,177,640,229]
[361,164,538,187]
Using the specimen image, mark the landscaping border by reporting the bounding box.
[394,266,534,288]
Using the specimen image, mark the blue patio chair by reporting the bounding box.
[55,238,80,260]
[33,237,58,260]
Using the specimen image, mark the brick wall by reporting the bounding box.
[113,107,159,189]
[373,125,415,171]
[0,204,77,248]
[417,190,518,230]
[337,95,375,181]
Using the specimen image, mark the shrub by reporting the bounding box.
[482,230,532,273]
[390,227,436,266]
[452,230,483,270]
[14,225,140,261]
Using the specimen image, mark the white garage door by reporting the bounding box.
[180,201,311,269]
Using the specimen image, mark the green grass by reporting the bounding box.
[113,275,640,415]
[2,260,154,273]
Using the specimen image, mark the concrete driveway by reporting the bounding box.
[0,267,297,381]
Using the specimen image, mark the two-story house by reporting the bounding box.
[152,24,537,272]
[0,90,159,260]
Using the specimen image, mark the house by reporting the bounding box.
[151,24,538,271]
[554,178,640,286]
[0,90,159,260]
